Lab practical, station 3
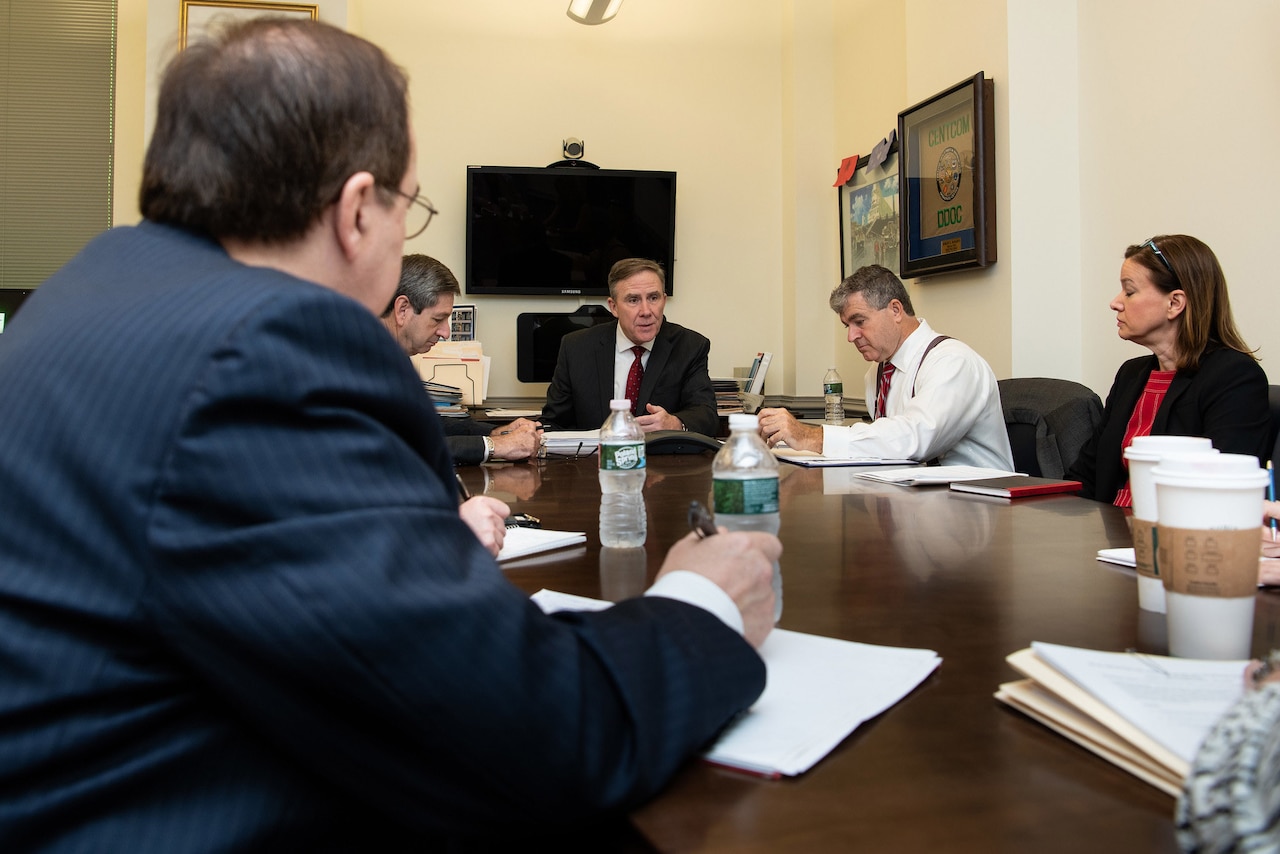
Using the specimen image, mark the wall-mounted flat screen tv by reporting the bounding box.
[465,165,676,297]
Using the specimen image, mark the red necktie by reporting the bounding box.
[625,345,645,415]
[875,362,896,419]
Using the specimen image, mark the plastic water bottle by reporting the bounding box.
[599,399,647,548]
[712,413,782,621]
[823,367,844,425]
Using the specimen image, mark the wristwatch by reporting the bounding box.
[481,435,494,462]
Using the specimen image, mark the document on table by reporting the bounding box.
[771,447,918,468]
[1095,547,1136,568]
[497,528,585,562]
[997,641,1246,794]
[543,430,600,456]
[530,589,941,778]
[484,408,542,419]
[854,465,1024,486]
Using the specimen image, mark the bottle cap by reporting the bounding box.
[728,413,759,431]
[609,399,630,411]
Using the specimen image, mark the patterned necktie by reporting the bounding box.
[624,345,646,416]
[875,362,896,419]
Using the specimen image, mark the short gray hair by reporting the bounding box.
[828,264,915,316]
[386,254,461,316]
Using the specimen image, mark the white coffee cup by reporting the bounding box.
[1123,437,1215,613]
[1152,452,1268,660]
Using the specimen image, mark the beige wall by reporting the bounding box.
[112,0,1279,402]
[1077,0,1279,393]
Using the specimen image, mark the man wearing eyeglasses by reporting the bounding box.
[0,18,780,852]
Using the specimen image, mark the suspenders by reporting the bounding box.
[875,335,951,407]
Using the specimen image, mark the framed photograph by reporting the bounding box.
[838,141,900,278]
[897,72,996,278]
[180,1,318,49]
[450,304,476,342]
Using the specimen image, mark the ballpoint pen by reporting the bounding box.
[688,501,718,538]
[1268,460,1277,542]
[497,425,544,436]
[454,472,472,502]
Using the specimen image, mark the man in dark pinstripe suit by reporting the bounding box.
[0,18,778,852]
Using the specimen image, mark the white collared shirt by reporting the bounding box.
[821,318,1014,468]
[612,326,653,401]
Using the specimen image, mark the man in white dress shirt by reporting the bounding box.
[758,265,1013,468]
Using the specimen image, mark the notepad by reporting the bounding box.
[771,448,918,468]
[530,589,941,778]
[996,642,1245,795]
[854,465,1024,486]
[497,528,585,562]
[542,430,600,456]
[949,476,1082,498]
[1096,547,1137,568]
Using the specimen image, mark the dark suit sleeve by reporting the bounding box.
[145,295,763,835]
[540,334,579,431]
[447,435,484,465]
[665,331,718,436]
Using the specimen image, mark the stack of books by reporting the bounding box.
[712,377,746,415]
[422,380,468,418]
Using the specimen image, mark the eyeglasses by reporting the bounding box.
[1140,238,1176,279]
[391,187,438,240]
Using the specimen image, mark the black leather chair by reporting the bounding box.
[997,377,1103,478]
[1267,385,1280,464]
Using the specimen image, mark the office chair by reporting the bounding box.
[1267,384,1280,464]
[997,377,1103,478]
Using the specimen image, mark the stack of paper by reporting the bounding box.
[996,642,1245,795]
[543,429,600,457]
[711,377,746,415]
[411,340,490,405]
[530,589,940,778]
[772,448,917,468]
[497,528,585,562]
[855,465,1023,486]
[1096,547,1137,568]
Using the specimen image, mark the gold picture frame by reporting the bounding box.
[179,1,319,50]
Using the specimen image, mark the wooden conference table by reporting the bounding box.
[459,454,1280,853]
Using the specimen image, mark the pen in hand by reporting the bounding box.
[1268,461,1277,542]
[454,472,472,503]
[688,501,718,539]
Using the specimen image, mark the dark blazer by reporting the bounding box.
[441,413,494,465]
[1066,347,1271,502]
[540,319,718,434]
[0,222,764,850]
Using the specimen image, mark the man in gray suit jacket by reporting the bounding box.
[540,258,719,434]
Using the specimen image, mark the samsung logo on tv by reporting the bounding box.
[561,289,582,295]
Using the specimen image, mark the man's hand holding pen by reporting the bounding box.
[658,502,781,649]
[489,418,543,461]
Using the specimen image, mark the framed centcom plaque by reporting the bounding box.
[897,72,996,279]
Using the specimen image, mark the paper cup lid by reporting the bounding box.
[1123,435,1213,463]
[1151,452,1269,489]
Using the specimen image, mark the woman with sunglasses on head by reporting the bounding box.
[1067,235,1270,504]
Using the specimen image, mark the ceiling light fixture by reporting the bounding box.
[566,0,623,26]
